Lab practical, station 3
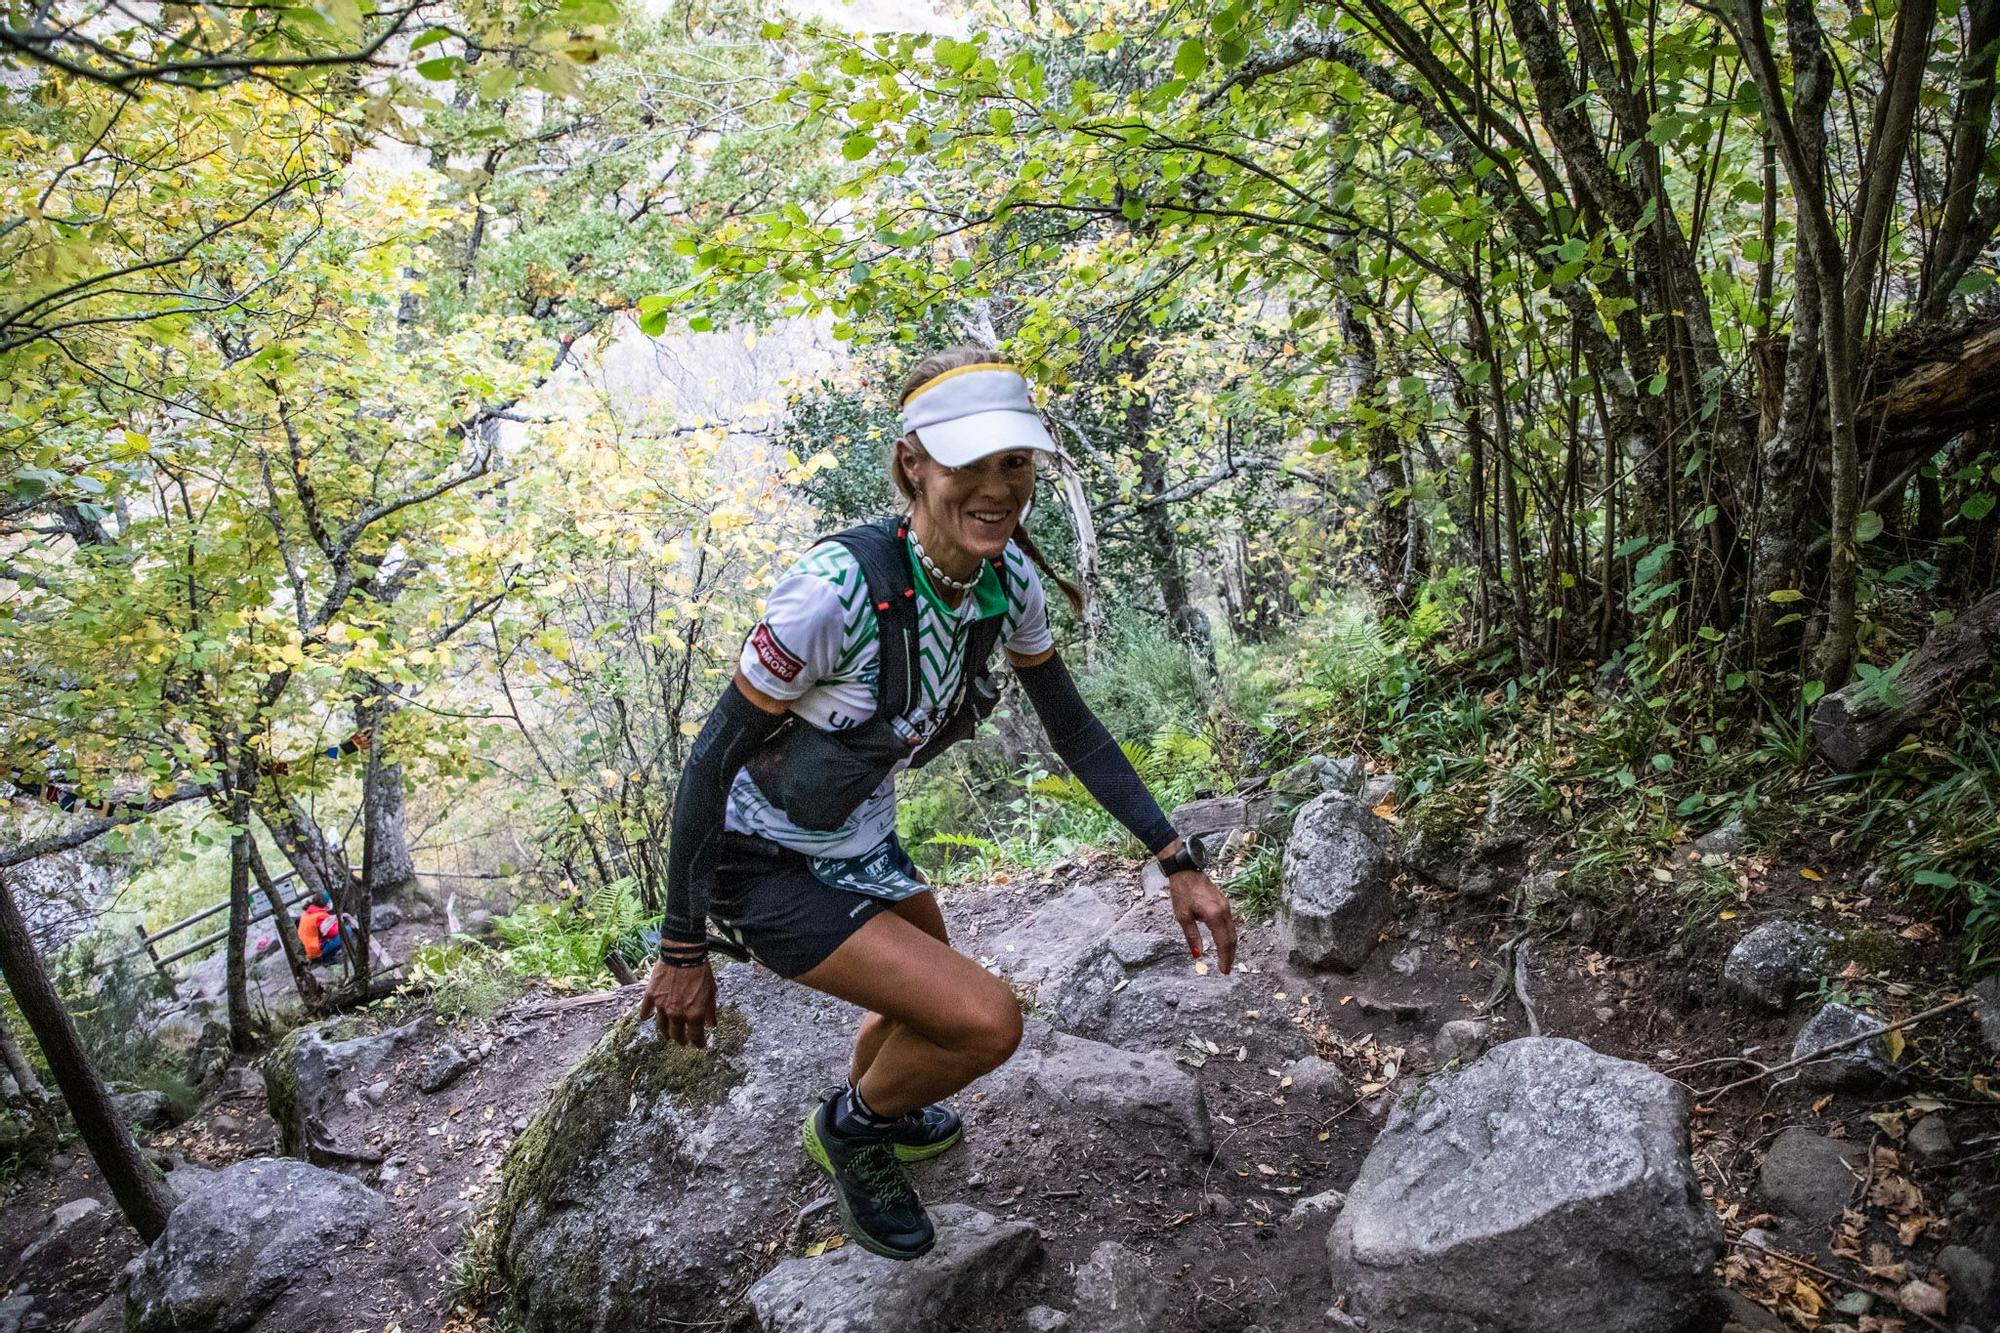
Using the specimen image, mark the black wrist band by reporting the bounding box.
[657,950,708,968]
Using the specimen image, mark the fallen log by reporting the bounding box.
[1811,589,2000,770]
[1863,313,2000,445]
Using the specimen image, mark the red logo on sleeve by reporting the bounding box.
[749,623,803,682]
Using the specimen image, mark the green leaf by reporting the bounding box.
[1855,510,1883,542]
[1767,588,1805,602]
[415,56,460,80]
[1960,492,1995,521]
[1173,37,1207,79]
[841,133,877,161]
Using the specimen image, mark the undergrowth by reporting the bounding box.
[406,878,648,1017]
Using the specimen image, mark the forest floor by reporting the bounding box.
[1,823,1994,1332]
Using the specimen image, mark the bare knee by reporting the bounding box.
[961,987,1023,1073]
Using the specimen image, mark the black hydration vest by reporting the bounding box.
[743,516,1007,831]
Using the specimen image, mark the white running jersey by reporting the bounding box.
[729,535,1053,858]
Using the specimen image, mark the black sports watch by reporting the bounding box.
[1157,839,1205,877]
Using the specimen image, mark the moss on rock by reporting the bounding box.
[487,1006,750,1318]
[261,1027,308,1159]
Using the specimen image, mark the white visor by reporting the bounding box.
[899,363,1059,467]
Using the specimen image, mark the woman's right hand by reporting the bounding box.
[638,957,717,1046]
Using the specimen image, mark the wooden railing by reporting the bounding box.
[122,872,307,977]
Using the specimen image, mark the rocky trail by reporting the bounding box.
[3,778,1998,1333]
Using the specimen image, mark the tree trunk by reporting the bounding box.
[224,792,254,1054]
[0,1008,46,1101]
[357,687,417,897]
[1337,267,1410,611]
[245,838,325,1015]
[0,871,176,1241]
[362,760,416,897]
[344,728,382,997]
[1810,588,2000,768]
[256,787,352,902]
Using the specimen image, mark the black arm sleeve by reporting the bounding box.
[663,681,790,947]
[1014,651,1178,855]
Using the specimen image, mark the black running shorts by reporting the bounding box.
[705,832,916,978]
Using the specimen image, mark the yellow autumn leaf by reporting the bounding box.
[1799,868,1822,881]
[1884,1028,1905,1063]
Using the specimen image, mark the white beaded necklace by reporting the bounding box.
[907,525,978,596]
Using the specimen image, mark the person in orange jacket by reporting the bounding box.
[298,892,343,965]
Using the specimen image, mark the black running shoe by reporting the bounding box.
[888,1101,963,1163]
[801,1096,936,1260]
[815,1086,965,1163]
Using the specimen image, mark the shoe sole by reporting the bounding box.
[800,1107,937,1262]
[892,1124,963,1163]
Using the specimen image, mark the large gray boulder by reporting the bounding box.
[493,965,856,1331]
[981,1022,1212,1156]
[109,1087,175,1129]
[746,1205,1039,1332]
[744,1200,1040,1328]
[1790,1002,1895,1091]
[1038,931,1309,1059]
[1326,1037,1720,1332]
[1721,921,1829,1013]
[126,1158,384,1333]
[1071,1240,1169,1333]
[1273,753,1368,800]
[264,1019,416,1164]
[1974,975,2000,1056]
[1278,793,1396,970]
[1758,1127,1862,1230]
[986,885,1119,987]
[1937,1245,1998,1327]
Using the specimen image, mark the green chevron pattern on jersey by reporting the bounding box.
[725,538,1040,856]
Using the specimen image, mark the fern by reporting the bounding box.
[927,831,1003,857]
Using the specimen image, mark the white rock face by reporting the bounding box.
[1790,1002,1895,1091]
[126,1158,385,1333]
[1720,921,1829,1013]
[982,1022,1212,1156]
[746,1205,1040,1333]
[1277,794,1396,971]
[1326,1037,1721,1332]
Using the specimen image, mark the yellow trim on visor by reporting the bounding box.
[899,361,1018,405]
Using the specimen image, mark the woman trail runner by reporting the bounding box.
[638,346,1236,1261]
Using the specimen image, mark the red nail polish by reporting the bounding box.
[1191,947,1201,958]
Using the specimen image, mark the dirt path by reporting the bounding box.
[3,839,1992,1332]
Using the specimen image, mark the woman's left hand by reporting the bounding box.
[1167,868,1237,973]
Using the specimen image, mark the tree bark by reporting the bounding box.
[1919,0,2000,318]
[1810,588,2000,769]
[245,838,325,1015]
[357,686,417,897]
[256,786,351,902]
[224,788,254,1054]
[361,758,416,897]
[1340,292,1411,611]
[0,871,176,1241]
[0,1008,46,1101]
[1862,317,2000,442]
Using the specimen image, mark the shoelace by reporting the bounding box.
[849,1141,917,1206]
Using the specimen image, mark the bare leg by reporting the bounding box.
[797,907,1019,1118]
[849,891,949,1087]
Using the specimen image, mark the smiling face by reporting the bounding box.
[897,437,1039,570]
